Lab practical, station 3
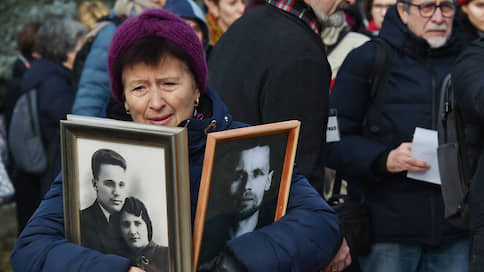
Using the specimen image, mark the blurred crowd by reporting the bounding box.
[0,0,483,271]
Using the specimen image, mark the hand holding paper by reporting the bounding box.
[387,142,430,173]
[406,127,441,184]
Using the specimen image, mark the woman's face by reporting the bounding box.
[370,0,396,29]
[462,0,484,32]
[122,54,200,127]
[120,212,150,250]
[208,0,247,31]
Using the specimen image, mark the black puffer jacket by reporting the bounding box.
[327,6,466,245]
[453,37,484,272]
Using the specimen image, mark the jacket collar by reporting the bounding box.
[266,0,322,35]
[21,58,72,91]
[180,87,233,155]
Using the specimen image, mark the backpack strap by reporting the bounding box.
[330,38,391,203]
[363,38,392,139]
[25,88,40,137]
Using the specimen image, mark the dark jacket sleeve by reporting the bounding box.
[453,38,484,123]
[226,170,340,271]
[10,174,132,272]
[260,57,329,194]
[326,43,389,181]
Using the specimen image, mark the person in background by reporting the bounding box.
[11,9,342,272]
[4,20,43,140]
[452,37,484,272]
[77,1,111,31]
[208,0,356,270]
[208,0,349,209]
[363,0,396,35]
[2,20,42,228]
[72,0,165,118]
[328,0,469,270]
[322,21,369,90]
[204,0,247,48]
[14,18,86,233]
[12,21,43,81]
[163,0,210,50]
[455,0,484,43]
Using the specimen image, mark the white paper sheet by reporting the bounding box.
[407,127,441,185]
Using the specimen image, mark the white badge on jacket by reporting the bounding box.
[326,108,340,143]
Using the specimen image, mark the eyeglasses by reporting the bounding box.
[401,1,456,18]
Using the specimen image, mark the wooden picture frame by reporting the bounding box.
[193,120,301,270]
[61,115,192,272]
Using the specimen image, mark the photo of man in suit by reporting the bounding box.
[80,148,128,254]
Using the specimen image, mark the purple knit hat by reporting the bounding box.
[108,8,207,102]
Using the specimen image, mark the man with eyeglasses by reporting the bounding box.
[327,0,468,270]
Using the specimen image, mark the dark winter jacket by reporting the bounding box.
[20,58,75,191]
[327,6,466,246]
[11,87,340,272]
[208,3,331,196]
[72,20,117,117]
[20,58,75,149]
[453,37,484,272]
[454,38,484,124]
[454,14,481,46]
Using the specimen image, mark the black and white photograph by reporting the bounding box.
[61,116,192,272]
[193,121,300,268]
[77,139,169,272]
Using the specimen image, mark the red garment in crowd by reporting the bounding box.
[366,20,380,32]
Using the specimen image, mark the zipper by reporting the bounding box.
[425,53,438,130]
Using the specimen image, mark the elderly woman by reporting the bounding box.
[11,9,341,272]
[13,18,86,233]
[204,0,247,47]
[113,197,169,272]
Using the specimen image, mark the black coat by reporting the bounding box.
[208,4,331,195]
[80,201,121,254]
[20,58,75,149]
[453,37,484,272]
[328,6,466,246]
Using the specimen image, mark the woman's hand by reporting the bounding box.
[128,266,146,272]
[322,238,351,272]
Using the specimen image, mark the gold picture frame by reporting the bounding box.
[61,115,192,272]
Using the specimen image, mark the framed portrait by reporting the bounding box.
[193,120,301,269]
[61,115,192,272]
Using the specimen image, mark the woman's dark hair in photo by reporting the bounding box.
[119,197,154,242]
